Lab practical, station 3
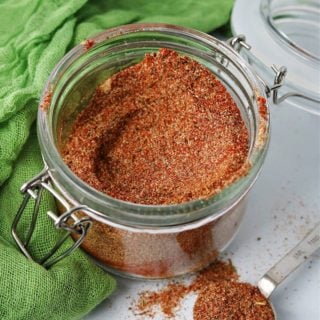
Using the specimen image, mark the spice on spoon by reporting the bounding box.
[193,281,275,320]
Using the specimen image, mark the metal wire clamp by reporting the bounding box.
[11,168,92,269]
[228,35,288,105]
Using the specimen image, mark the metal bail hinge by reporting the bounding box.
[228,35,288,105]
[266,65,288,104]
[12,168,92,269]
[227,34,252,52]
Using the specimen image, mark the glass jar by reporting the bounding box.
[12,24,270,279]
[232,0,320,115]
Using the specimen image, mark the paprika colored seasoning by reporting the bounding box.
[62,48,254,278]
[63,48,249,205]
[134,260,274,320]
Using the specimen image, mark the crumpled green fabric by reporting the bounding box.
[0,0,233,319]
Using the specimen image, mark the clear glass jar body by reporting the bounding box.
[232,0,320,114]
[38,24,269,279]
[72,198,247,278]
[260,0,320,63]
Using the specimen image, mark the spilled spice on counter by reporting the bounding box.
[63,48,249,205]
[135,282,189,318]
[134,259,238,318]
[133,259,274,320]
[189,258,238,291]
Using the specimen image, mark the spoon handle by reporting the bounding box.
[258,222,320,298]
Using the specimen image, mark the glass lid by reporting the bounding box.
[232,0,320,115]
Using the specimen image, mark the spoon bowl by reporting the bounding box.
[258,223,320,319]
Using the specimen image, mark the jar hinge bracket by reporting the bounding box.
[228,35,288,105]
[11,167,92,269]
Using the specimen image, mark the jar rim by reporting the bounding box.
[232,0,320,115]
[37,23,270,228]
[260,0,320,64]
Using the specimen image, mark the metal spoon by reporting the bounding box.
[258,222,320,319]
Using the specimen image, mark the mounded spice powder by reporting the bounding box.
[63,48,249,205]
[193,281,274,320]
[60,49,265,279]
[134,259,274,320]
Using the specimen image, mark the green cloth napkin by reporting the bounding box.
[0,1,233,319]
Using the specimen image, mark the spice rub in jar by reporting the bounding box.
[63,48,249,205]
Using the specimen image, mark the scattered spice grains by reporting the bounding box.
[258,96,268,121]
[135,260,238,317]
[63,48,249,205]
[190,258,239,290]
[257,95,269,148]
[135,282,189,318]
[83,38,95,50]
[40,90,52,112]
[134,259,275,320]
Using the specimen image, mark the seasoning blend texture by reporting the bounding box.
[193,281,274,320]
[135,260,239,318]
[63,48,249,205]
[77,219,221,278]
[62,48,252,278]
[135,260,275,320]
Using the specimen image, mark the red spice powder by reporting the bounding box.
[258,96,268,121]
[134,260,275,320]
[63,48,249,205]
[134,259,274,320]
[83,38,95,50]
[135,283,189,318]
[74,217,218,278]
[40,90,52,112]
[135,260,238,318]
[193,281,274,320]
[189,258,238,292]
